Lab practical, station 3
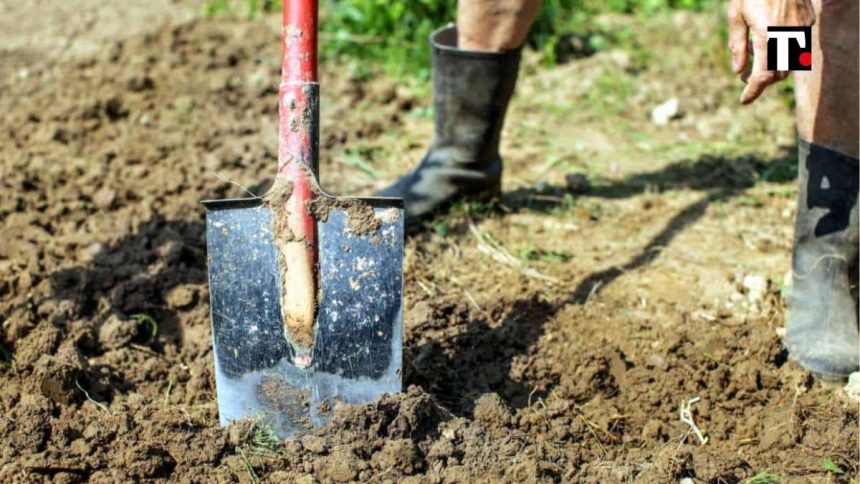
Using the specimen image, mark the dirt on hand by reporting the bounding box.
[0,5,856,484]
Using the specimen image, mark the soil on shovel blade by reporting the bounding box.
[0,4,857,483]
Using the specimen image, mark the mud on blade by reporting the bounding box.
[203,197,403,438]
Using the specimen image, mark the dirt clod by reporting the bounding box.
[312,446,361,483]
[309,195,380,237]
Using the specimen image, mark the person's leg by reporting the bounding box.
[784,0,859,380]
[458,0,543,52]
[377,0,542,230]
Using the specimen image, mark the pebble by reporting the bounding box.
[742,274,767,303]
[844,372,860,403]
[651,97,680,125]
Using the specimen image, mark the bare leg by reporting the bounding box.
[794,0,858,156]
[457,0,543,52]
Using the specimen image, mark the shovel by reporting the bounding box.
[203,0,403,438]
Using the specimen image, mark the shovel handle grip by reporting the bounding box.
[278,0,318,259]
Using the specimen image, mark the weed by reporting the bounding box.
[820,457,845,475]
[746,471,782,484]
[232,421,288,483]
[248,422,282,455]
[131,313,158,339]
[517,244,572,263]
[434,221,449,237]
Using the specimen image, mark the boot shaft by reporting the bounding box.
[793,138,859,265]
[429,27,521,167]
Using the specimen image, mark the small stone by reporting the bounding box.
[844,372,860,403]
[92,187,116,208]
[651,97,680,126]
[742,274,767,304]
[564,173,591,194]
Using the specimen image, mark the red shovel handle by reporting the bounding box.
[276,0,319,355]
[279,0,319,263]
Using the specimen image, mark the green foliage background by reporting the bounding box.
[206,0,717,80]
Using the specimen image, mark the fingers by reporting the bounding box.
[727,0,749,74]
[740,32,786,104]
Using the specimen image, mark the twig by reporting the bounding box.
[129,343,158,356]
[467,218,559,283]
[214,171,259,198]
[236,447,261,484]
[75,379,111,414]
[679,397,708,445]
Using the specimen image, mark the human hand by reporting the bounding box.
[728,0,815,104]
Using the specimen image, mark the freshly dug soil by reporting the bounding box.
[0,8,856,484]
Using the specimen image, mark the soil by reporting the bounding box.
[1,4,857,483]
[309,196,380,237]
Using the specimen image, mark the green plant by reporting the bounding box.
[517,244,572,263]
[233,421,288,483]
[820,457,845,475]
[131,313,158,339]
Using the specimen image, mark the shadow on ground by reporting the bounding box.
[407,149,798,414]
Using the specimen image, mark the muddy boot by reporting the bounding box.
[377,26,521,230]
[784,139,860,380]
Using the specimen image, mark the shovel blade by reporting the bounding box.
[203,197,403,438]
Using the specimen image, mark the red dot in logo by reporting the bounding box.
[799,52,812,67]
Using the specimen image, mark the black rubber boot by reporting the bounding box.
[377,26,522,230]
[784,139,860,380]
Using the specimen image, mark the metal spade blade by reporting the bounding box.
[204,196,403,437]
